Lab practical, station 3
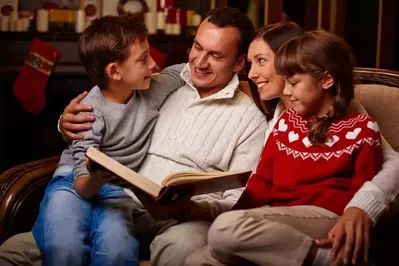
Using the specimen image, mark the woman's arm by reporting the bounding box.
[318,101,399,265]
[348,99,399,223]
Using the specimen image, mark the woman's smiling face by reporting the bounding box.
[247,38,285,101]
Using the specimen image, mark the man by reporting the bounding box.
[0,8,267,266]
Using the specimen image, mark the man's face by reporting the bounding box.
[189,19,241,96]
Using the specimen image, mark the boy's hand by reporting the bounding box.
[316,207,371,265]
[88,160,119,184]
[91,170,117,184]
[60,91,96,140]
[74,175,105,199]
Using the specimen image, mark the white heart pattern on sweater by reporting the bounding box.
[288,131,299,143]
[302,137,312,148]
[367,121,379,132]
[278,119,288,132]
[346,128,362,139]
[325,135,340,147]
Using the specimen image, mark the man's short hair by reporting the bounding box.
[78,16,148,88]
[206,7,255,58]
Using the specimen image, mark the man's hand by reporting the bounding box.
[316,207,372,265]
[131,188,194,221]
[60,91,96,140]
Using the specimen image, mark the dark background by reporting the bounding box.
[0,0,397,173]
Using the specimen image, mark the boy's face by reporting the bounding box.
[118,39,155,90]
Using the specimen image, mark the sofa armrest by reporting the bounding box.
[0,156,59,244]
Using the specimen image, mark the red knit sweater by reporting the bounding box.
[234,109,383,215]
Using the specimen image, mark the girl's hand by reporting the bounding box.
[316,207,372,265]
[60,91,96,140]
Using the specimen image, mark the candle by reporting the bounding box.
[75,9,85,33]
[0,15,9,31]
[156,10,165,31]
[21,17,30,31]
[15,18,23,31]
[192,13,201,27]
[144,12,157,34]
[36,9,49,32]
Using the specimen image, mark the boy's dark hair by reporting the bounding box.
[206,7,255,58]
[79,16,148,88]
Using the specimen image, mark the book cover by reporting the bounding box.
[86,147,252,203]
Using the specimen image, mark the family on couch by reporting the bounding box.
[0,7,399,266]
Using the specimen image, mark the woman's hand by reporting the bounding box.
[60,91,96,140]
[316,207,372,265]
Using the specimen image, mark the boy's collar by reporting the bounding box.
[180,63,240,100]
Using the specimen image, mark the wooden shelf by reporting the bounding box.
[0,31,193,43]
[0,65,87,75]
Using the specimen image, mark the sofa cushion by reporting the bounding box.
[355,84,399,151]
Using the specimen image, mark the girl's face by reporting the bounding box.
[247,38,285,101]
[283,73,334,117]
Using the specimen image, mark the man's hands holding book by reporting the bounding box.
[131,187,195,221]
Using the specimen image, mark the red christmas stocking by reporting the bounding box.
[13,37,62,114]
[150,46,167,72]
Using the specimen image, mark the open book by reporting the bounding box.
[86,147,252,203]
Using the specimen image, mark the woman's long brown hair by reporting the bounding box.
[247,22,304,120]
[275,30,356,144]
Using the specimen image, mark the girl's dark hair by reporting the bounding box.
[275,30,356,144]
[247,22,304,120]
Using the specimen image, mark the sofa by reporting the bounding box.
[0,67,398,264]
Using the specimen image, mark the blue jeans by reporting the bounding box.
[32,165,139,266]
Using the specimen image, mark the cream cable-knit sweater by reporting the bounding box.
[135,64,267,217]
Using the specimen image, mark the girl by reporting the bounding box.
[187,30,385,266]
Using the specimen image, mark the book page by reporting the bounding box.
[162,170,252,187]
[156,170,251,203]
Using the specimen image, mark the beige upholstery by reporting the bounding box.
[355,84,399,151]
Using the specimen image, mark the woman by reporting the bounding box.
[184,23,399,266]
[247,23,399,265]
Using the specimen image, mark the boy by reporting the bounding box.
[31,16,184,266]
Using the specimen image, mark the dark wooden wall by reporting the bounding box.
[263,0,398,71]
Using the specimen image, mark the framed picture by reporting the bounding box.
[80,0,102,22]
[0,0,18,16]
